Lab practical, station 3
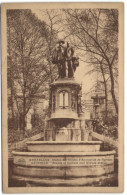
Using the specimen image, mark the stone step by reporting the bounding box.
[8,132,44,159]
[92,132,118,148]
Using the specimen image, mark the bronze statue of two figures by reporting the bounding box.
[52,40,79,78]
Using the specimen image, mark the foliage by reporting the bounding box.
[7,9,57,134]
[94,115,118,140]
[103,114,118,126]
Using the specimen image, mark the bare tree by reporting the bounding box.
[40,10,64,82]
[64,9,118,114]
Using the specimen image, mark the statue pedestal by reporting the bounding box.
[45,78,84,141]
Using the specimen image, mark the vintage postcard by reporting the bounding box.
[2,2,124,193]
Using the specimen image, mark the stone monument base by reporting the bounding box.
[11,173,116,187]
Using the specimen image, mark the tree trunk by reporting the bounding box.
[22,91,26,136]
[22,113,26,136]
[19,113,26,138]
[10,80,15,119]
[108,64,118,114]
[100,63,108,118]
[104,79,108,117]
[49,61,53,83]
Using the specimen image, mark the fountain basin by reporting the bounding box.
[12,150,115,178]
[27,141,102,152]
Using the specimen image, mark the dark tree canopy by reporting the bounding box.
[7,9,57,133]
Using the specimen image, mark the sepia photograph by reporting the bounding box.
[1,2,124,193]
